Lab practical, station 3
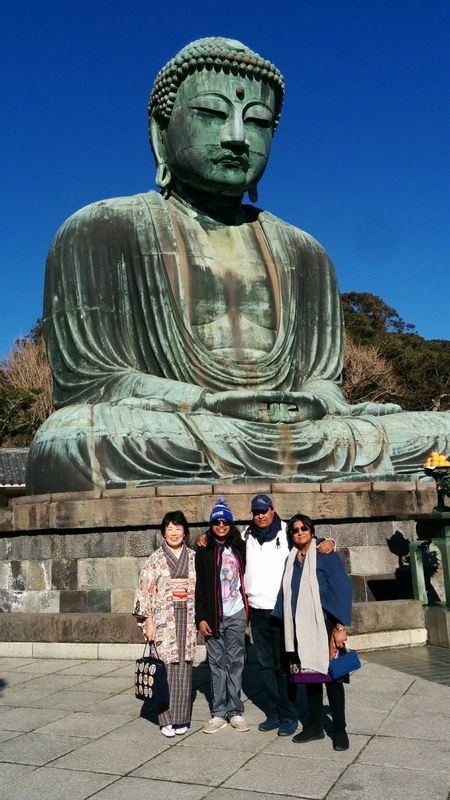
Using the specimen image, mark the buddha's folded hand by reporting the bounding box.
[310,383,403,418]
[348,401,403,417]
[201,390,327,423]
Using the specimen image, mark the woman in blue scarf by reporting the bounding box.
[272,514,352,750]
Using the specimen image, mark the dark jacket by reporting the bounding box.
[195,537,247,638]
[272,550,352,627]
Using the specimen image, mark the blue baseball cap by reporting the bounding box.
[251,494,273,512]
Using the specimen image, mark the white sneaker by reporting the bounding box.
[174,725,189,735]
[203,716,227,734]
[229,715,250,732]
[160,725,176,737]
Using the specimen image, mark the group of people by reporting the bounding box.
[133,493,352,750]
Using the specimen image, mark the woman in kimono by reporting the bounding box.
[273,514,352,751]
[133,510,196,737]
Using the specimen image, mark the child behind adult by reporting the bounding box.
[195,499,249,734]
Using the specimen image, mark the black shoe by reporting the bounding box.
[278,719,298,736]
[333,729,349,750]
[258,717,280,732]
[292,727,325,744]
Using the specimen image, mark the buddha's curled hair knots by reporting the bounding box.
[148,37,285,133]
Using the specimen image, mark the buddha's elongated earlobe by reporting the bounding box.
[248,185,258,203]
[150,114,172,192]
[156,161,172,189]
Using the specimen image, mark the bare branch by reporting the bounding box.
[1,334,53,428]
[342,336,402,405]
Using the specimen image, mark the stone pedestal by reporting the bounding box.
[0,479,437,655]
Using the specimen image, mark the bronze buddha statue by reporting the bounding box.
[27,37,450,492]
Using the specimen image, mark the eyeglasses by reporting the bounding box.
[292,525,310,533]
[212,519,230,527]
[252,509,270,516]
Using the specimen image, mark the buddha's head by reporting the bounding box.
[148,38,285,201]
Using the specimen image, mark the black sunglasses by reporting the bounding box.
[212,519,230,526]
[292,525,310,533]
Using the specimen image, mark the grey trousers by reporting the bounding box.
[206,607,247,719]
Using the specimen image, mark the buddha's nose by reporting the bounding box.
[221,111,246,148]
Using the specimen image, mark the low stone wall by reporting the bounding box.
[0,600,425,641]
[0,480,440,649]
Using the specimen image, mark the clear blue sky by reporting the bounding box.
[2,0,449,358]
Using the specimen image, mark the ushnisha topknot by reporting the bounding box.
[149,37,285,132]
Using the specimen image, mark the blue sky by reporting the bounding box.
[2,0,449,358]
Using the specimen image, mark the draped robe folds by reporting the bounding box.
[27,190,450,492]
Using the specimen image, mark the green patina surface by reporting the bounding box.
[27,37,450,493]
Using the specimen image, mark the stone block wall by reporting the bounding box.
[0,528,158,615]
[0,480,441,646]
[316,519,421,604]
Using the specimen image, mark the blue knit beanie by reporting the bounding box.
[209,498,233,523]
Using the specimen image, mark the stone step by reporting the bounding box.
[0,630,427,661]
[351,598,425,634]
[0,599,427,660]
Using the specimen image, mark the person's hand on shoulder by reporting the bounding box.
[316,538,335,554]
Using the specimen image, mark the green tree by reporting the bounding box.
[341,292,450,411]
[341,292,416,343]
[0,380,36,446]
[382,333,450,410]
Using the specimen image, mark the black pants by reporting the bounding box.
[250,608,297,722]
[305,681,346,732]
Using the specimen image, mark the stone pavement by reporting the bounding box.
[363,643,450,686]
[0,649,449,800]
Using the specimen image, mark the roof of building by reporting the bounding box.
[0,448,29,486]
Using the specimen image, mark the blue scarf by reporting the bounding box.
[246,512,282,546]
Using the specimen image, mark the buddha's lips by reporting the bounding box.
[214,154,249,169]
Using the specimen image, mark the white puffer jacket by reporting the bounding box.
[243,520,289,610]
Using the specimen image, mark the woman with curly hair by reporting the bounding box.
[195,499,249,734]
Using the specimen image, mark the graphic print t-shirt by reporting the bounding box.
[220,547,244,618]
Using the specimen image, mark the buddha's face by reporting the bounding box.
[160,70,276,196]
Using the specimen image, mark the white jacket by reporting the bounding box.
[243,520,289,610]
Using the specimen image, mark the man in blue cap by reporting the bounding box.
[244,494,334,735]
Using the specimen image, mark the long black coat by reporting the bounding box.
[195,537,247,638]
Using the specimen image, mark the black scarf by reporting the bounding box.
[246,512,282,546]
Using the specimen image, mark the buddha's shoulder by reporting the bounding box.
[53,190,163,241]
[253,206,330,259]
